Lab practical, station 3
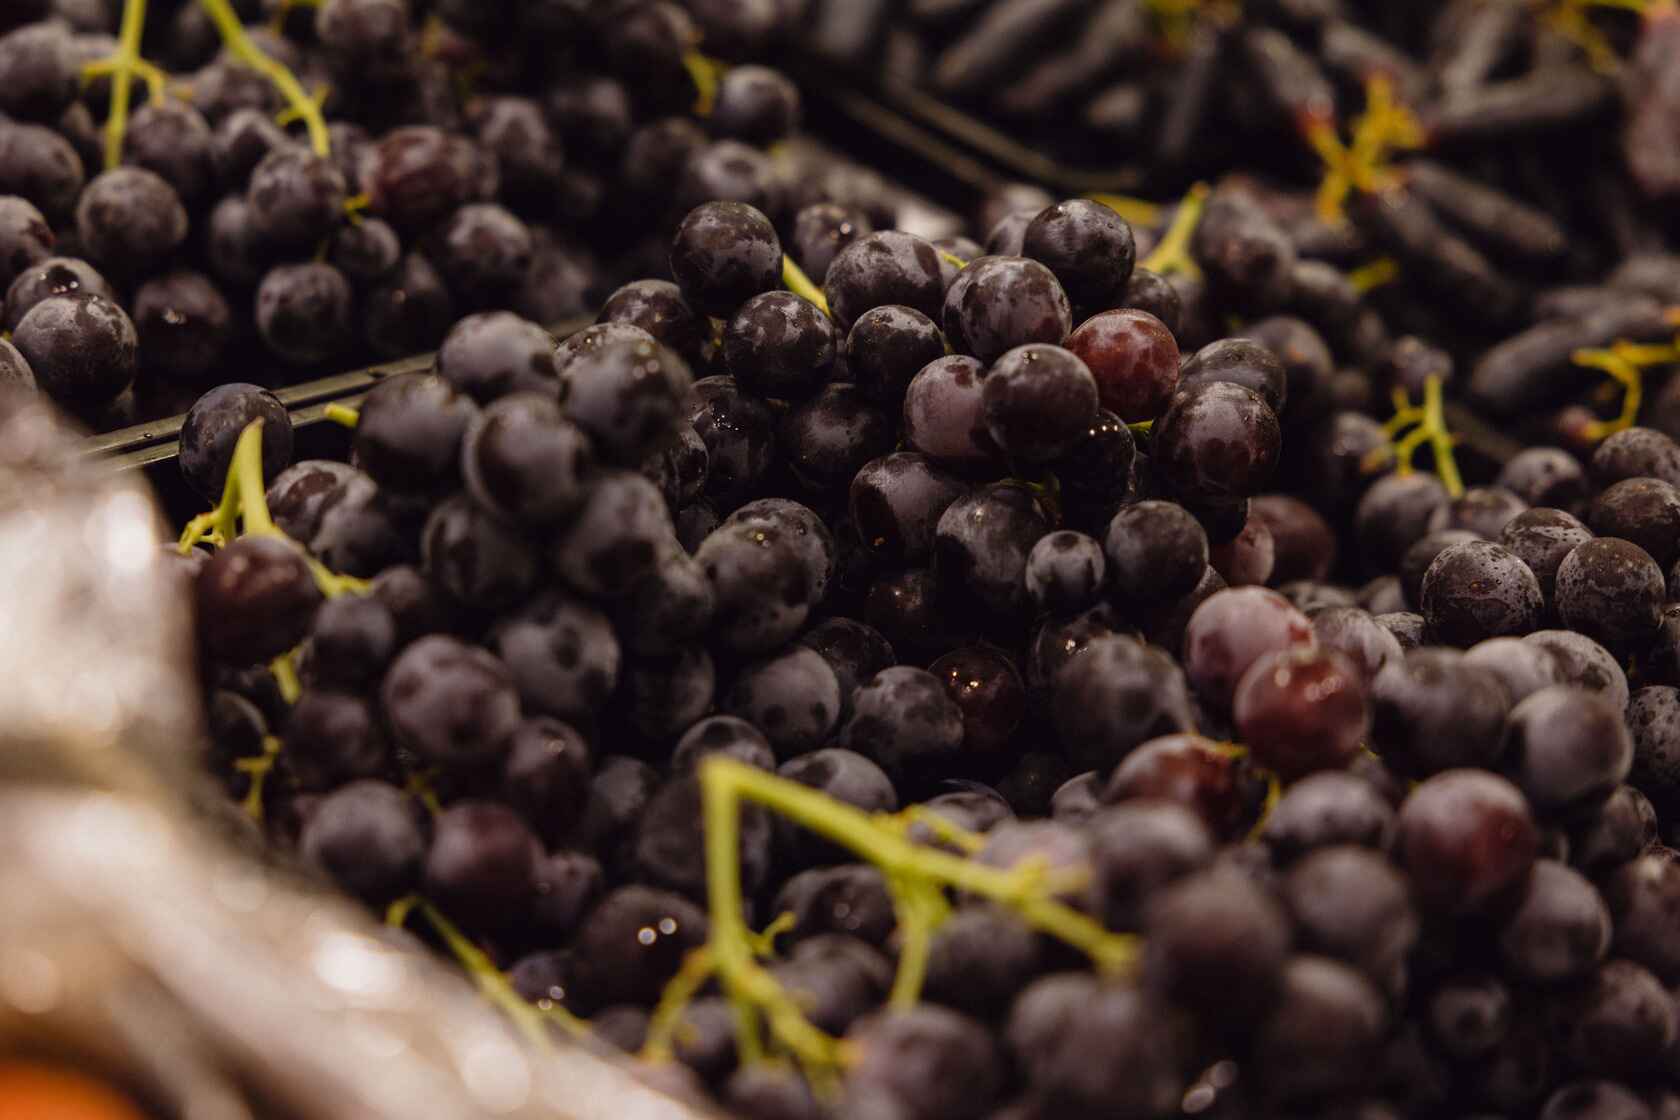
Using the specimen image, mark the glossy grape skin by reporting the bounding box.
[1310,605,1404,686]
[197,536,323,664]
[696,519,812,654]
[300,780,425,905]
[304,594,397,692]
[942,255,1072,365]
[1022,198,1136,319]
[668,201,782,318]
[1024,531,1106,616]
[845,453,965,568]
[1554,538,1666,649]
[74,167,187,276]
[247,147,348,253]
[381,634,521,769]
[1054,408,1136,512]
[1178,337,1289,416]
[355,373,478,494]
[1153,380,1281,506]
[981,343,1099,462]
[1355,471,1450,574]
[928,645,1026,759]
[1398,769,1538,914]
[1370,647,1510,775]
[1263,770,1397,862]
[361,125,492,233]
[1589,477,1680,570]
[1104,499,1208,603]
[13,292,135,410]
[1183,586,1315,709]
[902,354,993,467]
[1496,858,1611,984]
[307,474,419,579]
[1064,308,1179,424]
[847,304,946,407]
[1500,446,1591,510]
[1499,507,1594,605]
[982,210,1034,256]
[420,800,539,934]
[839,665,965,782]
[433,312,555,403]
[256,262,354,366]
[1234,646,1369,779]
[549,469,674,599]
[282,688,388,791]
[1420,540,1544,647]
[722,290,835,401]
[266,460,357,543]
[1525,630,1630,712]
[596,279,707,363]
[1052,633,1196,772]
[556,333,692,466]
[1498,685,1633,811]
[823,229,945,333]
[779,383,894,495]
[934,481,1052,617]
[689,375,777,510]
[788,202,871,286]
[1400,529,1479,608]
[1283,845,1417,999]
[710,64,801,143]
[1570,783,1659,875]
[179,383,292,502]
[725,645,842,759]
[421,493,539,611]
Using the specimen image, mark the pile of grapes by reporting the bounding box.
[28,0,1680,1118]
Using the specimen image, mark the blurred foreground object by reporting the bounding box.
[0,387,710,1120]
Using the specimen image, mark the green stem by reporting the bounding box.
[100,0,149,170]
[323,403,361,429]
[641,947,716,1062]
[197,0,330,156]
[782,256,830,318]
[1140,183,1209,279]
[1421,376,1463,498]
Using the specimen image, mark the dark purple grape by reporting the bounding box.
[1500,507,1594,604]
[1022,198,1135,318]
[421,492,538,611]
[1428,485,1529,539]
[1024,530,1105,615]
[12,291,135,411]
[981,343,1100,462]
[197,536,322,664]
[934,481,1052,616]
[283,689,388,791]
[558,334,692,466]
[256,262,354,365]
[781,383,896,494]
[845,1007,1002,1120]
[300,780,424,904]
[1463,636,1562,704]
[1310,606,1404,685]
[849,451,970,567]
[435,312,556,403]
[365,251,455,358]
[789,202,871,286]
[847,304,946,407]
[672,714,776,775]
[1250,955,1389,1103]
[1371,648,1510,775]
[1153,380,1281,505]
[1604,850,1680,984]
[381,634,521,769]
[929,644,1026,759]
[74,166,187,276]
[1589,477,1680,570]
[180,383,292,502]
[548,469,674,599]
[669,200,782,317]
[1178,337,1289,416]
[1143,863,1292,1023]
[1053,633,1196,772]
[1420,540,1544,647]
[468,95,564,207]
[304,593,397,692]
[354,373,478,494]
[675,139,780,218]
[689,375,777,509]
[696,518,812,654]
[1355,471,1450,574]
[823,229,944,333]
[597,279,707,363]
[1234,646,1369,779]
[1182,586,1315,709]
[133,270,233,383]
[1398,769,1537,914]
[1500,446,1591,510]
[0,22,77,122]
[1525,630,1629,711]
[943,255,1072,365]
[1496,858,1610,984]
[1501,686,1632,811]
[361,126,492,232]
[462,392,592,526]
[840,666,965,781]
[0,122,84,225]
[248,147,347,253]
[1054,407,1135,510]
[711,64,801,144]
[1064,308,1179,424]
[1105,500,1208,602]
[1263,771,1397,861]
[0,195,53,294]
[725,645,842,759]
[1591,426,1680,489]
[1281,847,1417,999]
[724,290,836,401]
[1554,537,1665,649]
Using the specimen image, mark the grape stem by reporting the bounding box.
[692,758,1141,1084]
[1570,335,1680,442]
[177,418,369,598]
[1086,193,1163,228]
[196,0,332,157]
[1540,0,1656,74]
[84,0,168,170]
[234,733,283,822]
[1347,256,1400,294]
[682,50,726,117]
[1304,74,1426,225]
[1377,374,1464,498]
[782,256,831,318]
[323,403,361,429]
[1139,183,1210,279]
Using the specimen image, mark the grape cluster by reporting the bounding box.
[162,128,1680,1118]
[0,0,819,428]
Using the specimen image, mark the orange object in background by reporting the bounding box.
[0,1063,146,1120]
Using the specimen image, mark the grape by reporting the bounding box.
[1398,769,1538,913]
[1178,336,1288,415]
[1420,540,1544,647]
[1024,530,1105,616]
[689,375,778,509]
[461,392,593,526]
[928,645,1026,759]
[355,373,478,494]
[935,481,1052,616]
[421,492,538,610]
[839,665,965,782]
[549,469,675,599]
[1555,538,1666,649]
[1143,864,1292,1023]
[1428,484,1529,539]
[943,255,1072,364]
[1262,771,1397,861]
[248,147,348,253]
[1603,851,1680,984]
[1087,802,1213,931]
[559,333,692,466]
[13,291,135,410]
[669,201,782,317]
[725,645,842,759]
[1152,380,1281,506]
[712,65,802,144]
[1589,477,1680,570]
[1371,648,1510,775]
[1497,858,1611,984]
[196,536,322,664]
[179,383,292,502]
[902,354,994,467]
[1251,955,1389,1102]
[980,343,1099,462]
[300,780,425,904]
[380,634,521,769]
[304,594,397,692]
[823,229,944,332]
[1281,847,1417,998]
[1053,634,1196,772]
[724,290,836,401]
[256,262,354,366]
[671,715,776,775]
[850,452,970,567]
[847,304,946,406]
[1064,308,1179,423]
[570,886,708,1010]
[74,167,187,276]
[1021,198,1135,318]
[1234,646,1369,779]
[1183,586,1315,709]
[1499,507,1595,605]
[491,591,621,722]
